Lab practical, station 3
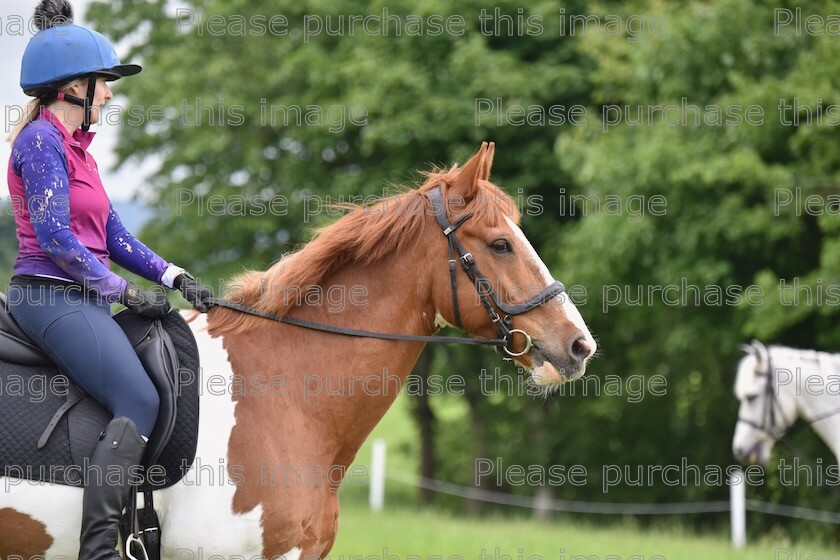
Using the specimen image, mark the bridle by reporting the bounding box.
[737,353,794,443]
[737,344,840,444]
[428,186,565,358]
[204,185,566,359]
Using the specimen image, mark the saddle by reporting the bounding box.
[0,293,200,491]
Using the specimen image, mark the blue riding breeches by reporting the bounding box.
[7,275,160,438]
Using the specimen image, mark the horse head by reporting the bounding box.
[427,142,596,388]
[210,142,596,391]
[732,341,797,465]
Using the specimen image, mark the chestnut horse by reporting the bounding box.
[0,143,596,559]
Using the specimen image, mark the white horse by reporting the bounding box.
[732,340,840,466]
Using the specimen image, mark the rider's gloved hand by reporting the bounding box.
[119,281,171,319]
[173,271,213,312]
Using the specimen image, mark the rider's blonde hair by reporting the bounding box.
[6,77,89,144]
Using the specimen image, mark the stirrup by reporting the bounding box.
[125,484,150,560]
[125,533,149,560]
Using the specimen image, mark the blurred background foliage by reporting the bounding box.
[0,0,824,542]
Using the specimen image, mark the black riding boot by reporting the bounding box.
[78,416,147,560]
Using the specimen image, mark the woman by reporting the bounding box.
[6,1,212,558]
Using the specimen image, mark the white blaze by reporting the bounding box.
[503,215,595,348]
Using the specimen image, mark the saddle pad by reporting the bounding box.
[0,310,200,490]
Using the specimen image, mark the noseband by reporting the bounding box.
[428,186,565,358]
[203,186,567,359]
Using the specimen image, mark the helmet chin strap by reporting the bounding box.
[51,75,97,132]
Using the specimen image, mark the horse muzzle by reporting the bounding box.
[518,343,590,385]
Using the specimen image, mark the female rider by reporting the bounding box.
[7,1,212,558]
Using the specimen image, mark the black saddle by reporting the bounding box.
[0,293,200,490]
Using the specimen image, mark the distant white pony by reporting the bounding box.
[732,340,840,465]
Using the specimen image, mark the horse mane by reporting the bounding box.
[737,342,837,396]
[206,166,521,336]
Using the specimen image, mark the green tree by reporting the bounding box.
[554,0,840,538]
[87,0,840,541]
[88,0,601,515]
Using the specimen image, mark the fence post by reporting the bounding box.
[731,468,746,548]
[369,439,386,512]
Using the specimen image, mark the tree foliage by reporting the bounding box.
[88,0,840,539]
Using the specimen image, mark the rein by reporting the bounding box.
[202,186,565,359]
[203,295,505,348]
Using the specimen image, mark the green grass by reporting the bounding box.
[331,503,838,560]
[338,392,840,559]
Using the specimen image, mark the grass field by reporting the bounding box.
[337,395,839,560]
[331,502,839,560]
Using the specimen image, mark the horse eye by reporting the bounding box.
[746,395,758,403]
[491,239,511,253]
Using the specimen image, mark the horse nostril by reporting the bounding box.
[569,337,593,363]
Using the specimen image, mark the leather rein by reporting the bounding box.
[203,186,565,360]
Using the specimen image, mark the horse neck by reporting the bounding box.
[807,413,840,465]
[219,236,438,467]
[784,352,840,464]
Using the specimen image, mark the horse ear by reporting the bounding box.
[450,142,488,200]
[751,339,770,375]
[479,141,495,181]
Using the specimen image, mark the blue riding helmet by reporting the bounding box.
[20,24,141,96]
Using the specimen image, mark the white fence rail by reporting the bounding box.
[365,441,840,548]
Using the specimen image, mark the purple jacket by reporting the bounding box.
[7,107,183,302]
